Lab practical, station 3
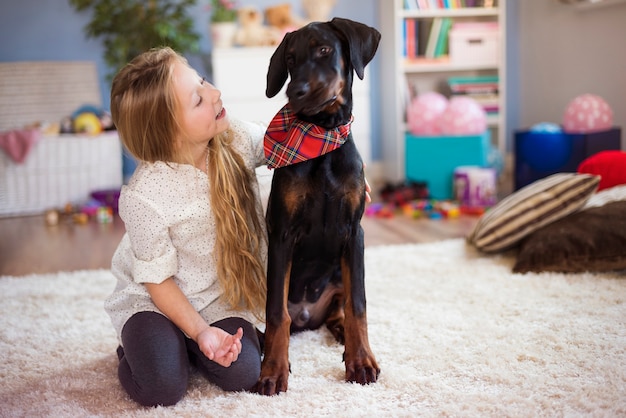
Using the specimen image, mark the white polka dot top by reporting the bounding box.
[105,119,267,343]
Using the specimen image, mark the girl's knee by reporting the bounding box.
[121,366,188,407]
[216,343,261,392]
[217,361,260,392]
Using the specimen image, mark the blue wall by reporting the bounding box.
[0,0,380,156]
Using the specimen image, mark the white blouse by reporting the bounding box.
[105,119,267,343]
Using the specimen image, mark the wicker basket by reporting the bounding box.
[0,61,123,216]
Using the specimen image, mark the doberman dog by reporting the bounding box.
[255,18,381,396]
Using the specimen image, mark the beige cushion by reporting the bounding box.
[467,173,600,253]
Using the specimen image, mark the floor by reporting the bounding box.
[0,210,480,277]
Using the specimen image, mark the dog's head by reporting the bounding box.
[266,17,380,125]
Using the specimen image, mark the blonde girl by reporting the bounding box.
[105,46,267,407]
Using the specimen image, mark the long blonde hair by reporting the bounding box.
[110,47,266,317]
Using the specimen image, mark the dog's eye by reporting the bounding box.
[286,54,295,67]
[318,46,332,57]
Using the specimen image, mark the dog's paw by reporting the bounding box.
[254,373,289,396]
[254,360,290,396]
[345,355,380,385]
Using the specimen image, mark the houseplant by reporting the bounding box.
[209,0,237,23]
[69,0,201,79]
[208,0,238,48]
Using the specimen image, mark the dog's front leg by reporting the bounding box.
[255,232,293,396]
[342,226,380,385]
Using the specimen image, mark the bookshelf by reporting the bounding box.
[378,0,507,182]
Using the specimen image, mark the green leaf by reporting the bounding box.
[69,0,201,80]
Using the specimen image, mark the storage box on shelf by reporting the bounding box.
[405,130,491,200]
[379,0,506,183]
[449,21,500,66]
[514,127,622,190]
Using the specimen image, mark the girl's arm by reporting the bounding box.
[229,118,267,168]
[144,278,242,367]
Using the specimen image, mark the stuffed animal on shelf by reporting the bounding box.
[234,6,281,47]
[264,3,304,38]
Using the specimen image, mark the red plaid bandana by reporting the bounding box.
[264,105,353,169]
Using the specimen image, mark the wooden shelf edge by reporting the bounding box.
[403,57,499,73]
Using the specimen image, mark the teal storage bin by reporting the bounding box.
[405,131,491,199]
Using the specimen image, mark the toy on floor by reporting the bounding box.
[43,188,120,226]
[365,202,395,218]
[365,199,464,220]
[44,203,90,226]
[400,199,460,219]
[369,180,490,219]
[380,181,429,205]
[96,206,114,224]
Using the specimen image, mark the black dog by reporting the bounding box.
[255,18,381,396]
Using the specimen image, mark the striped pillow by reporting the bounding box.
[468,173,600,253]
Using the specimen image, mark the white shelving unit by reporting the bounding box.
[378,0,507,182]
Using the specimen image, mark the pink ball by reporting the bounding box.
[407,92,448,135]
[437,96,487,135]
[563,94,613,133]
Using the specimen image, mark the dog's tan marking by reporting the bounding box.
[340,257,380,384]
[257,260,293,395]
[346,187,364,212]
[324,291,346,344]
[283,186,307,216]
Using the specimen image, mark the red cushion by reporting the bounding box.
[578,150,626,191]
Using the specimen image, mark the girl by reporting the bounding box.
[104,47,268,407]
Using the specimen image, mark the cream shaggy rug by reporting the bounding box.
[1,239,625,417]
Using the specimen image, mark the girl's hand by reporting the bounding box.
[196,326,243,367]
[363,162,372,203]
[144,278,242,367]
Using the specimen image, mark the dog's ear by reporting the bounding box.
[328,18,381,80]
[266,32,292,98]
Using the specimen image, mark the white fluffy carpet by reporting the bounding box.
[1,239,625,417]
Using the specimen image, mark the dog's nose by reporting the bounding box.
[291,82,310,100]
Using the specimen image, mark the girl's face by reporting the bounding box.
[172,60,229,152]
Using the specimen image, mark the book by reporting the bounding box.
[403,19,420,59]
[434,17,452,58]
[448,75,499,84]
[402,19,407,57]
[424,17,443,59]
[406,19,416,59]
[447,75,500,115]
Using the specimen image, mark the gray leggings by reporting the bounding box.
[117,311,261,407]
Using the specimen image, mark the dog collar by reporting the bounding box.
[264,104,353,169]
